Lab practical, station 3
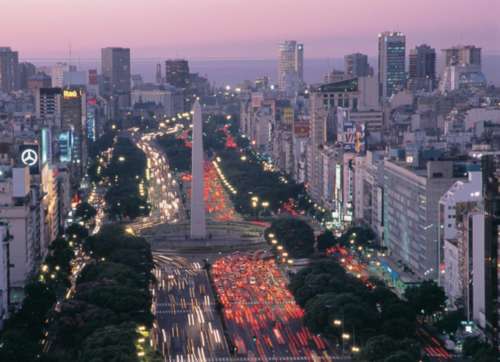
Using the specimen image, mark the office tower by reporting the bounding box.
[190,100,206,239]
[443,45,481,67]
[155,63,163,84]
[344,53,370,78]
[278,40,304,91]
[408,44,436,91]
[51,63,76,88]
[475,155,500,345]
[61,88,87,183]
[101,47,131,108]
[18,62,36,90]
[378,32,406,99]
[0,47,19,92]
[383,160,466,280]
[36,88,62,128]
[165,59,190,88]
[439,46,485,93]
[306,92,327,202]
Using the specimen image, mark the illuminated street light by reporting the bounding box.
[333,319,342,326]
[342,333,350,340]
[351,346,360,353]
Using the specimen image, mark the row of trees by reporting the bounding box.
[0,224,87,362]
[48,224,160,361]
[265,218,315,258]
[102,137,150,220]
[156,134,191,173]
[289,259,427,362]
[217,149,306,215]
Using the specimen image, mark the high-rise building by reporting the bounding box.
[101,47,131,109]
[383,160,466,280]
[0,47,19,93]
[408,44,436,92]
[443,45,481,67]
[378,32,406,99]
[475,154,500,346]
[36,88,62,128]
[306,93,327,202]
[51,63,76,88]
[439,46,485,93]
[165,59,190,88]
[155,63,163,84]
[61,88,87,183]
[278,40,304,91]
[18,62,36,90]
[344,53,370,78]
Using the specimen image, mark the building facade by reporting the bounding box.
[378,32,406,99]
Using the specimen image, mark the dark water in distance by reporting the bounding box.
[31,56,500,87]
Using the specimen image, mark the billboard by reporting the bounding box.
[58,131,73,162]
[341,122,365,153]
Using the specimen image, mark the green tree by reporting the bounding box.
[383,351,417,362]
[74,202,97,221]
[404,280,446,316]
[267,218,315,258]
[78,323,138,362]
[66,223,89,242]
[317,230,336,252]
[360,335,398,362]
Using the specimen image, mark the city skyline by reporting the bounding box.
[2,0,499,60]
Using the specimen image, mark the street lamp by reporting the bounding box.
[342,333,350,340]
[351,346,360,353]
[333,319,342,326]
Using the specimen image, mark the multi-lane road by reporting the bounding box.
[152,253,231,361]
[211,252,334,361]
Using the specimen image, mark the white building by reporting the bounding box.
[278,41,304,92]
[131,89,177,117]
[0,167,38,290]
[51,63,75,88]
[439,170,482,308]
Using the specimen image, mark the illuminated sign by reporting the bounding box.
[19,144,40,174]
[63,89,79,99]
[21,149,38,166]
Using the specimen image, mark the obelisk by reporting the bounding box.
[190,100,207,239]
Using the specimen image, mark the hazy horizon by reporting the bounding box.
[2,0,499,59]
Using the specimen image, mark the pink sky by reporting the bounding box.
[2,0,499,60]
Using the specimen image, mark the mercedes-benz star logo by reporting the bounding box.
[21,149,38,167]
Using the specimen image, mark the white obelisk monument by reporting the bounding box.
[190,100,207,239]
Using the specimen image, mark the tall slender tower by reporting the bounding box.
[378,32,406,99]
[190,100,207,239]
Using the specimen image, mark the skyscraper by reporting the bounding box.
[0,47,19,93]
[278,40,304,91]
[378,32,406,99]
[408,44,436,91]
[477,154,500,345]
[155,63,163,84]
[165,59,190,88]
[443,45,481,67]
[344,53,370,78]
[439,45,485,93]
[101,47,131,109]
